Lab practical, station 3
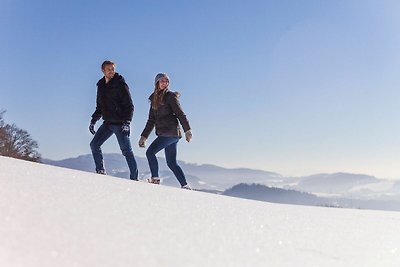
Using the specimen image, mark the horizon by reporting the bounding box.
[1,1,400,179]
[43,152,398,180]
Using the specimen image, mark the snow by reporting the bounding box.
[1,156,400,267]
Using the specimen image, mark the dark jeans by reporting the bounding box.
[90,123,138,180]
[146,136,187,186]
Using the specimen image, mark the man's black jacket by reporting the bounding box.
[91,73,134,125]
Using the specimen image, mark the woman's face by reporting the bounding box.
[158,78,169,90]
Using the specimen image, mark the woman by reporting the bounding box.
[139,73,193,189]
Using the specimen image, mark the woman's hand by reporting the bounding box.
[138,136,147,147]
[185,130,192,142]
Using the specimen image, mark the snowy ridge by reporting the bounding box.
[1,156,400,267]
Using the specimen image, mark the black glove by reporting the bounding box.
[121,122,130,136]
[89,123,96,135]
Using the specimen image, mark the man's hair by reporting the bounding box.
[101,60,115,70]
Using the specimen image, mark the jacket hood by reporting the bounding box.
[148,90,181,100]
[97,72,125,86]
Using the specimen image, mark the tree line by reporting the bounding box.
[0,110,41,162]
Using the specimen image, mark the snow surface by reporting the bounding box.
[1,156,400,267]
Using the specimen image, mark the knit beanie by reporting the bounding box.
[154,73,169,85]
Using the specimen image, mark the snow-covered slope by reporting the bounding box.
[1,156,399,267]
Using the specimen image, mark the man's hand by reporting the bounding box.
[122,122,130,136]
[89,123,96,135]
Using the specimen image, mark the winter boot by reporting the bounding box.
[96,169,106,175]
[147,177,161,184]
[181,184,192,190]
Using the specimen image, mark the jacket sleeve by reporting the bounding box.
[119,82,134,122]
[169,94,191,132]
[140,106,155,138]
[91,89,102,124]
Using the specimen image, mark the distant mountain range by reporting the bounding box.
[43,153,400,201]
[224,183,400,212]
[224,183,324,206]
[43,153,283,191]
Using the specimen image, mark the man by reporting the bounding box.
[89,60,138,180]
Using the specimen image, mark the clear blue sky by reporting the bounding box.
[1,0,400,179]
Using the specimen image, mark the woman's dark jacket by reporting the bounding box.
[91,73,134,125]
[141,90,191,138]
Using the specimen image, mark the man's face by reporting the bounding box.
[102,64,115,80]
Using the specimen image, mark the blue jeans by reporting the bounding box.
[146,136,187,186]
[90,123,138,180]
